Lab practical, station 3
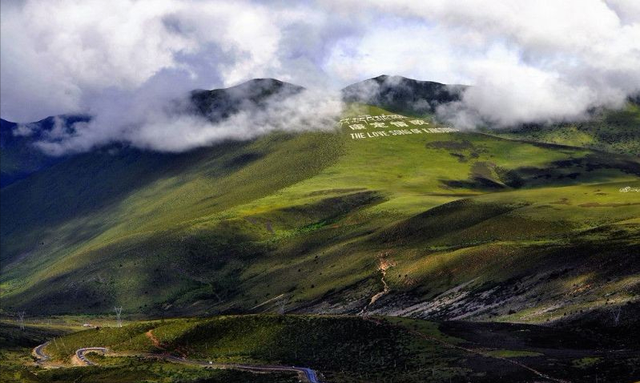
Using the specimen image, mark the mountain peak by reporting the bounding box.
[190,78,304,121]
[342,75,465,115]
[371,74,407,82]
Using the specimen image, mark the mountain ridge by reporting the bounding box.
[1,100,638,330]
[341,74,466,116]
[1,75,465,187]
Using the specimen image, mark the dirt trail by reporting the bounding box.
[364,317,571,383]
[359,254,396,315]
[145,330,164,349]
[251,293,285,311]
[33,339,321,383]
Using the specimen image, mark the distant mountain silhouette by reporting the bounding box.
[190,78,304,122]
[1,115,90,187]
[342,75,466,116]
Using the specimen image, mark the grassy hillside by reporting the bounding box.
[342,75,465,116]
[0,320,298,383]
[1,104,638,327]
[491,103,640,156]
[11,314,635,383]
[0,321,76,383]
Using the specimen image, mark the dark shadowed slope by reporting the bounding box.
[0,79,303,188]
[1,80,638,330]
[0,115,90,187]
[492,102,640,156]
[342,75,465,116]
[190,78,305,122]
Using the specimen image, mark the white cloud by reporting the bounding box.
[324,21,470,86]
[2,0,639,153]
[34,83,344,155]
[323,0,640,127]
[0,0,308,122]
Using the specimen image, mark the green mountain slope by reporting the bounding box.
[490,102,640,156]
[2,101,638,327]
[36,315,638,383]
[342,75,464,116]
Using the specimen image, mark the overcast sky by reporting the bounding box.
[1,0,639,152]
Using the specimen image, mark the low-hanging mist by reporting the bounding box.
[32,81,345,155]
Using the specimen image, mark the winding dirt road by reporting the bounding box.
[75,347,108,366]
[33,341,321,383]
[32,341,50,362]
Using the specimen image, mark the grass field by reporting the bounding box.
[1,99,639,382]
[491,102,640,156]
[1,103,638,329]
[1,314,637,383]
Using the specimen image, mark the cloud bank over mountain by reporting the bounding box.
[1,0,639,153]
[34,80,344,155]
[327,0,640,127]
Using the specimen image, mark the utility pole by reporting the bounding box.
[114,307,123,328]
[17,311,26,330]
[611,306,622,327]
[278,297,288,315]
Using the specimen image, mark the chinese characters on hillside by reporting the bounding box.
[339,114,458,140]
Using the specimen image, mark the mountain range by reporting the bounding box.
[2,75,640,382]
[1,76,638,331]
